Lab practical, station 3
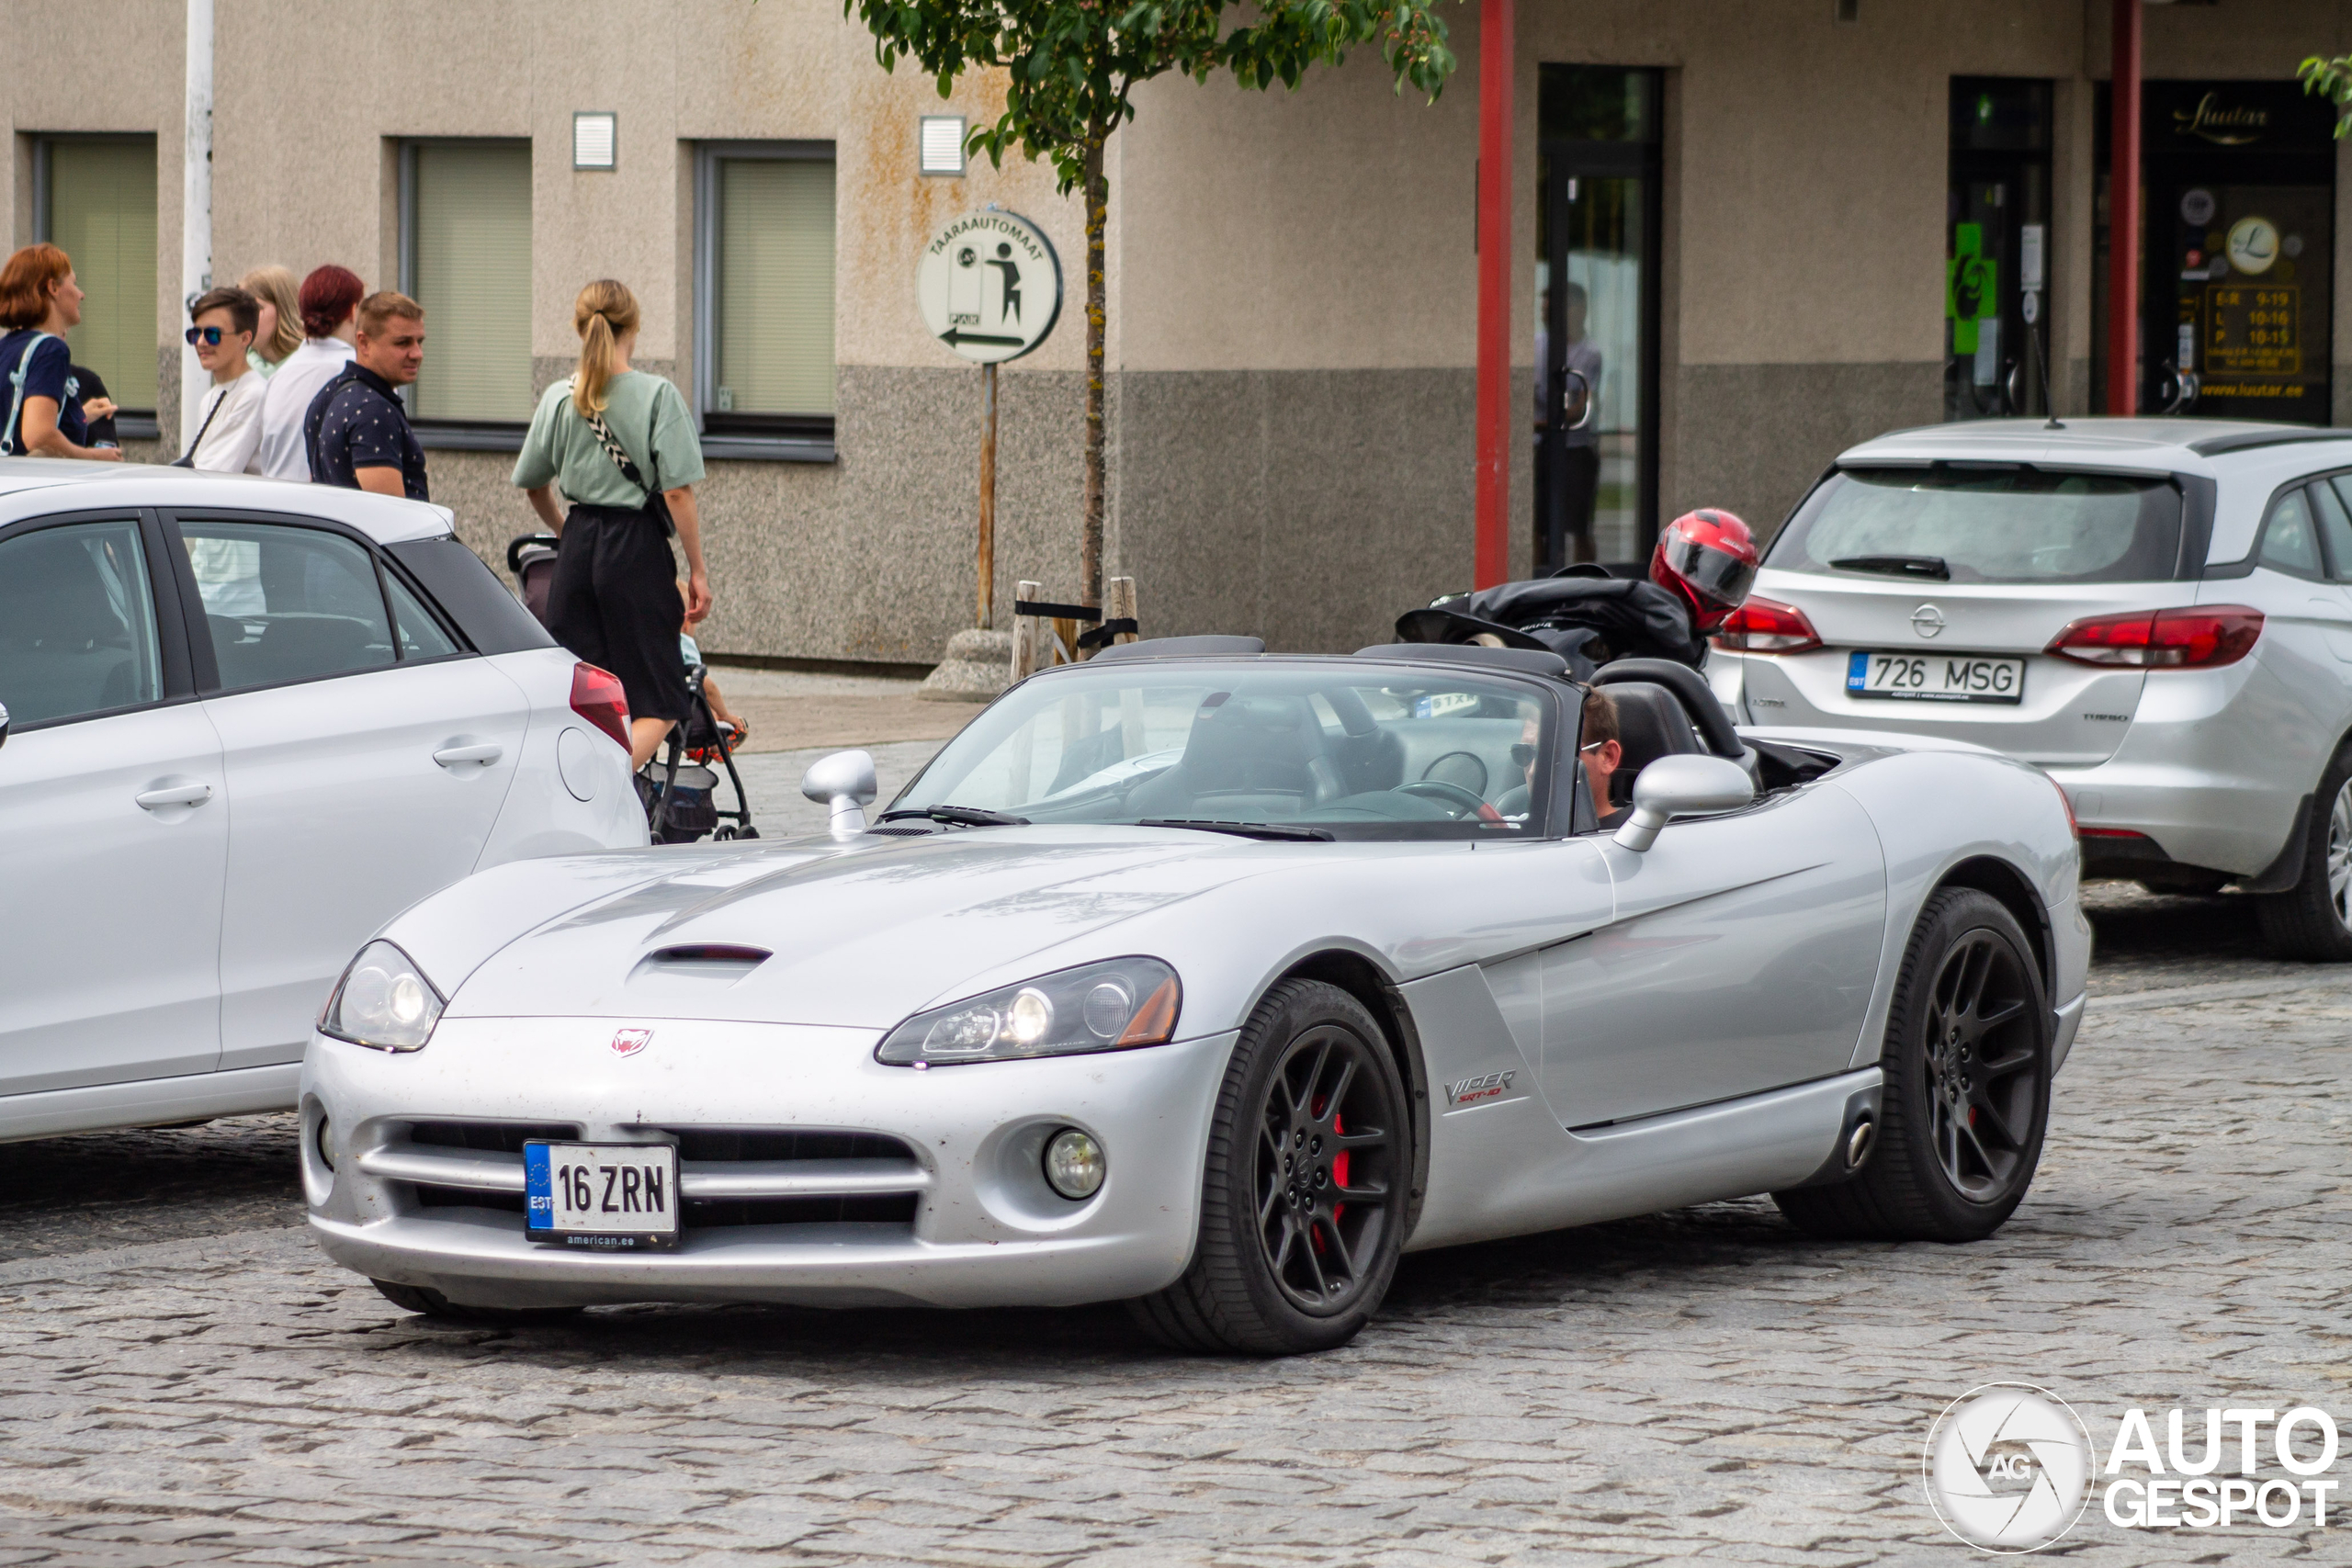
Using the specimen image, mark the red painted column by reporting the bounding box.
[1474,0,1514,588]
[2107,0,2142,414]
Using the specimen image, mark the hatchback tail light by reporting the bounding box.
[1713,595,1823,654]
[570,662,631,749]
[2044,605,2264,668]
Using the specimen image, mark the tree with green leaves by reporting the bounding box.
[2300,54,2352,134]
[847,0,1462,612]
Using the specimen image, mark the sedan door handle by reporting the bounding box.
[135,783,214,810]
[432,743,504,768]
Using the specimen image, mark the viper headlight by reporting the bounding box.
[319,940,445,1052]
[878,957,1182,1066]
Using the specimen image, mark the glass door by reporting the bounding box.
[1947,81,2052,422]
[1536,66,1661,572]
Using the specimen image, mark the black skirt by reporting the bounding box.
[545,503,689,724]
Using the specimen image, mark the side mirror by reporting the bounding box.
[1611,753,1754,853]
[0,698,10,751]
[801,749,877,840]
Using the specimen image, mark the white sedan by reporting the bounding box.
[0,461,645,1142]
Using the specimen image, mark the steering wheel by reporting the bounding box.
[1396,779,1491,819]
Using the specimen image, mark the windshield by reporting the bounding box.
[1770,467,2184,584]
[892,660,1558,840]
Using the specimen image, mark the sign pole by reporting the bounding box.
[978,362,997,629]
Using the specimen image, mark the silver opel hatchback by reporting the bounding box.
[1709,418,2352,959]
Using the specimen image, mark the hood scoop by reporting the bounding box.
[629,943,773,987]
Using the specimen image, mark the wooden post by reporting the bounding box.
[978,363,997,628]
[1106,576,1138,646]
[1012,579,1042,681]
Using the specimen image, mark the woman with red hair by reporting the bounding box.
[0,243,120,460]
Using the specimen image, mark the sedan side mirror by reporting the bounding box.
[801,749,878,840]
[1612,753,1755,852]
[0,698,10,751]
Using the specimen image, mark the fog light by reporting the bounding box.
[1042,1127,1104,1201]
[315,1116,338,1171]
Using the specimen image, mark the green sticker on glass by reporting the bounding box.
[1947,223,1997,354]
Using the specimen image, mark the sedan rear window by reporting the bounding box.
[1770,468,2184,585]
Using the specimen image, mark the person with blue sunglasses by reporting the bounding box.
[177,286,267,472]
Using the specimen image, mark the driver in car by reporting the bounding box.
[1578,688,1626,829]
[1510,688,1625,830]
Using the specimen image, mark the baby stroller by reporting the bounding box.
[507,533,758,845]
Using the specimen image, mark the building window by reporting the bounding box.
[399,140,532,430]
[695,142,836,454]
[33,135,159,434]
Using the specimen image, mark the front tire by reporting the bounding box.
[1774,888,2050,1242]
[2256,756,2352,961]
[372,1279,584,1325]
[1129,980,1411,1355]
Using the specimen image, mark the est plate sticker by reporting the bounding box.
[524,1141,680,1249]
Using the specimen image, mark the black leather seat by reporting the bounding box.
[1600,681,1702,807]
[1125,694,1341,819]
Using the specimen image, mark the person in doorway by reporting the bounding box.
[0,243,121,460]
[514,278,711,769]
[1578,686,1626,829]
[304,292,428,499]
[1555,282,1603,564]
[181,286,268,472]
[238,265,305,376]
[256,264,362,479]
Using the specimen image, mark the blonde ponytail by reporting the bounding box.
[571,278,641,417]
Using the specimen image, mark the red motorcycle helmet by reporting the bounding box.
[1651,509,1759,634]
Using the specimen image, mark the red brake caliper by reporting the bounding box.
[1330,1113,1349,1228]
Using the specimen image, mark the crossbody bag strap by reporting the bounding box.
[583,404,654,502]
[172,387,229,468]
[1,333,54,457]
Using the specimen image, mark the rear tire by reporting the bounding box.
[372,1279,584,1325]
[1127,980,1411,1356]
[2256,756,2352,962]
[1773,887,2050,1243]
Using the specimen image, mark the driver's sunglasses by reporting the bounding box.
[1577,740,1606,753]
[183,326,226,346]
[1510,743,1536,767]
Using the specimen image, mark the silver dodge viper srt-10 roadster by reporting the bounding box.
[301,637,2087,1355]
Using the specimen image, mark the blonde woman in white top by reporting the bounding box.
[238,265,303,376]
[182,286,268,473]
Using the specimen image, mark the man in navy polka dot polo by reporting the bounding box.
[303,291,429,501]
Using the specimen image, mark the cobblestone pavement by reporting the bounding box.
[2,887,2347,1564]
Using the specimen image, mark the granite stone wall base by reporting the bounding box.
[1670,361,1942,538]
[1113,367,1477,655]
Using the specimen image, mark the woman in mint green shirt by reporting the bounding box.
[514,279,711,768]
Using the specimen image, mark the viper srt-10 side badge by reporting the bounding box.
[611,1029,653,1057]
[1444,1070,1514,1107]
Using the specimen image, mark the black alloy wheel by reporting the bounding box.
[1774,887,2051,1243]
[1129,979,1411,1355]
[2256,746,2352,961]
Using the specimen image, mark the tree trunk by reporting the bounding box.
[1080,131,1107,615]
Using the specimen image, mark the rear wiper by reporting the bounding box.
[1829,554,1951,581]
[877,805,1030,828]
[1136,818,1336,841]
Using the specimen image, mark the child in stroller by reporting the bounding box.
[507,533,757,843]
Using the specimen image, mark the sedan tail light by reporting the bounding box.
[2044,605,2264,669]
[570,661,631,749]
[1713,595,1823,654]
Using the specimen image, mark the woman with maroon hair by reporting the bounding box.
[0,243,121,460]
[256,263,363,480]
